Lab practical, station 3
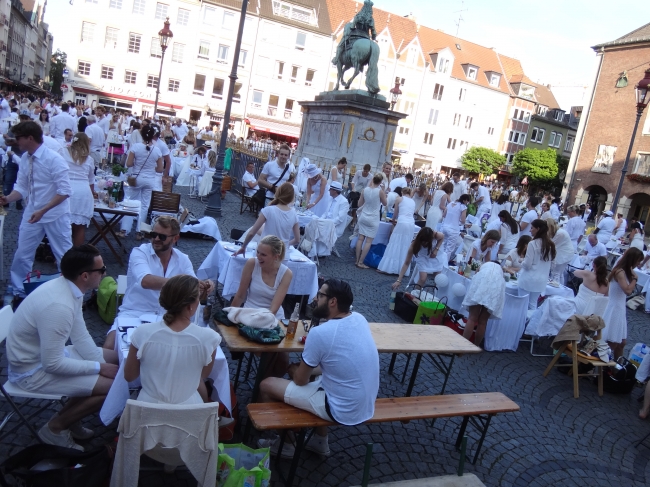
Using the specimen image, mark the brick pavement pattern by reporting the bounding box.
[0,189,649,487]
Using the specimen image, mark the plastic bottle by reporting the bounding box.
[287,303,299,339]
[3,286,13,307]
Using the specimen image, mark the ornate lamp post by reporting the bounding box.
[153,18,173,117]
[389,81,402,110]
[205,0,249,217]
[611,68,650,213]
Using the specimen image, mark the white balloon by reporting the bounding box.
[452,283,467,297]
[434,274,449,288]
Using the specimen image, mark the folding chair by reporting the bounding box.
[0,305,65,442]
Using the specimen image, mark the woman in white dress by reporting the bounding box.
[498,210,520,253]
[442,194,471,259]
[412,183,431,219]
[356,173,387,268]
[502,235,532,274]
[63,133,95,246]
[629,222,645,251]
[601,248,644,359]
[304,164,330,217]
[377,188,416,275]
[572,256,609,314]
[469,230,500,264]
[235,183,300,254]
[231,235,293,378]
[125,124,164,236]
[37,110,50,136]
[391,227,445,289]
[124,275,222,405]
[518,219,556,310]
[488,194,512,223]
[187,146,209,192]
[426,182,453,231]
[461,262,506,345]
[546,218,575,283]
[327,157,347,185]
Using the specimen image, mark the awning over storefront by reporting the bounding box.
[247,117,300,138]
[73,86,182,110]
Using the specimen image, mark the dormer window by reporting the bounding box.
[438,58,449,74]
[553,109,565,122]
[489,73,500,87]
[405,46,418,65]
[462,64,479,80]
[537,105,548,116]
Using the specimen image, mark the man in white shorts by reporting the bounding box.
[258,279,379,459]
[6,245,119,450]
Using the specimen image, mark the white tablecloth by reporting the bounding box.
[99,316,231,425]
[173,154,192,184]
[637,270,649,292]
[349,221,419,248]
[199,171,215,196]
[180,216,222,241]
[197,241,319,300]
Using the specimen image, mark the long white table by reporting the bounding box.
[99,315,231,425]
[349,221,420,248]
[197,241,319,300]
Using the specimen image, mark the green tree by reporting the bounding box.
[511,148,558,183]
[49,49,67,96]
[460,147,506,175]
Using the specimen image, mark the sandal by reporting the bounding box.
[117,230,127,238]
[358,263,370,269]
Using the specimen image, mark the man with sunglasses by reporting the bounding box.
[6,245,119,451]
[103,216,214,350]
[258,279,379,459]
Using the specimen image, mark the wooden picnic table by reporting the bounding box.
[89,206,139,266]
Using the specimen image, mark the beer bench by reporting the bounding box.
[247,392,520,487]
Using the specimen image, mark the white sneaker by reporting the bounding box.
[257,437,295,459]
[38,424,84,451]
[69,422,94,440]
[304,433,330,456]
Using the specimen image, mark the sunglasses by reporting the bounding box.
[80,265,106,275]
[150,232,178,242]
[316,291,332,300]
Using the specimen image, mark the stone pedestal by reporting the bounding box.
[294,90,407,173]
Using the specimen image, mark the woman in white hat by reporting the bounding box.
[305,163,331,217]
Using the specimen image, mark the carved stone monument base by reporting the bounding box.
[295,91,406,173]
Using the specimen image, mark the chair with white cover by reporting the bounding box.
[484,293,529,351]
[524,297,577,356]
[303,219,337,260]
[110,399,220,487]
[581,295,609,317]
[0,305,65,442]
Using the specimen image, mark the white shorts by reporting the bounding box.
[13,345,101,397]
[284,377,334,422]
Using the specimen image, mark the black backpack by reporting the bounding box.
[603,357,637,394]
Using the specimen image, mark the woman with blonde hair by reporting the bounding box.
[183,128,197,148]
[124,275,222,404]
[235,182,300,254]
[63,133,95,246]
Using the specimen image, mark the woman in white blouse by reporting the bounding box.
[469,230,500,264]
[502,235,532,274]
[63,133,95,247]
[328,157,348,185]
[497,210,520,253]
[124,275,221,404]
[518,220,556,310]
[37,110,50,136]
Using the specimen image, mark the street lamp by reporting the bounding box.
[389,81,402,110]
[611,68,650,213]
[152,17,173,117]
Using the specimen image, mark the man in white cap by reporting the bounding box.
[324,181,350,238]
[594,210,616,245]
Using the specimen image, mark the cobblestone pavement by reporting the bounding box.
[1,189,650,487]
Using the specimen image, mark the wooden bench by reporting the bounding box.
[247,392,520,487]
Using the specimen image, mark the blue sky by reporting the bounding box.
[379,0,645,109]
[44,0,645,110]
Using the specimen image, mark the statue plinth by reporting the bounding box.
[294,91,406,172]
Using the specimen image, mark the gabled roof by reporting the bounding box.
[531,82,560,110]
[325,0,519,94]
[592,22,650,49]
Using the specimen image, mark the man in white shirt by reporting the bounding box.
[582,234,608,264]
[470,182,491,215]
[57,128,74,148]
[1,122,72,297]
[84,115,105,166]
[103,217,213,350]
[258,279,379,458]
[451,172,467,202]
[594,210,616,245]
[6,245,119,450]
[565,205,586,251]
[389,173,413,192]
[48,103,77,139]
[324,181,350,238]
[258,144,294,204]
[96,107,110,137]
[242,160,259,197]
[171,118,188,142]
[519,196,539,237]
[350,164,371,192]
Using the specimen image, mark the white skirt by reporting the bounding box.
[69,179,94,226]
[377,221,415,275]
[413,251,446,274]
[426,206,443,231]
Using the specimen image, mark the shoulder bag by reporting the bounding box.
[251,162,290,208]
[126,146,154,187]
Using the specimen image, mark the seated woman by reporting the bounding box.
[629,222,645,251]
[502,235,532,275]
[231,235,293,378]
[469,230,500,264]
[124,275,221,404]
[572,256,609,315]
[391,227,445,290]
[461,262,506,346]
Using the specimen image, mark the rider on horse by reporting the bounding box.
[332,0,377,66]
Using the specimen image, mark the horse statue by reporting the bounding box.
[332,0,381,95]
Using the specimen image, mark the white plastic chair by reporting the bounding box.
[0,305,65,442]
[110,399,220,487]
[484,293,529,351]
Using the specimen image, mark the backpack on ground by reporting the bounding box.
[97,276,117,325]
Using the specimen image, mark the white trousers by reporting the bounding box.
[11,215,72,296]
[442,227,461,258]
[518,287,541,310]
[121,176,162,233]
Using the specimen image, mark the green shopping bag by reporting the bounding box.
[413,296,447,326]
[217,443,271,487]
